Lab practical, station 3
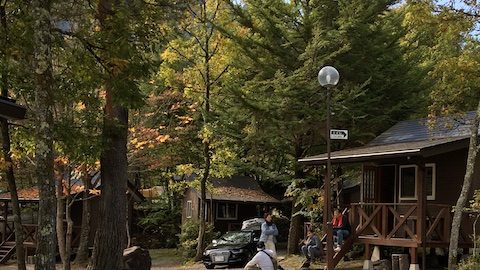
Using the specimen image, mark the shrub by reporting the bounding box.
[458,255,480,270]
[137,199,181,248]
[178,219,219,259]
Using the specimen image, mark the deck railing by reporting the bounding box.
[350,203,474,247]
[3,223,82,247]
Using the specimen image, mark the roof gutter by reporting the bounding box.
[299,148,421,165]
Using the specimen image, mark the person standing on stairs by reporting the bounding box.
[260,212,278,256]
[332,208,350,252]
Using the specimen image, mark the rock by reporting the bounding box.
[123,246,151,270]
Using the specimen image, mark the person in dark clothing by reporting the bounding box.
[332,208,350,252]
[300,228,322,267]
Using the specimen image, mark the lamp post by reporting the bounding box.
[318,66,339,270]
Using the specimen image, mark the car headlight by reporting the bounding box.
[231,249,245,254]
[203,250,211,256]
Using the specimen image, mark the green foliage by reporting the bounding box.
[285,178,323,222]
[178,219,219,259]
[458,255,480,270]
[137,199,181,248]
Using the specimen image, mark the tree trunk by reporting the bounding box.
[448,104,480,270]
[73,172,91,266]
[194,156,209,261]
[287,144,306,255]
[56,172,66,268]
[287,201,303,254]
[32,0,57,268]
[87,87,128,270]
[0,5,26,270]
[64,194,73,270]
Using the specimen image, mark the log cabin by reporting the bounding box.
[299,113,480,270]
[0,171,145,264]
[182,175,281,233]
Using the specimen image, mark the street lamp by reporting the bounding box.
[318,66,339,270]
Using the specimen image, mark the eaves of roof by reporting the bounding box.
[299,136,469,165]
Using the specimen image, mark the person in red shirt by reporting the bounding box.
[332,208,350,252]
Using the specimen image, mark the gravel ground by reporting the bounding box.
[0,250,363,270]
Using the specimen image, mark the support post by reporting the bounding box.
[2,201,6,241]
[363,244,373,270]
[410,247,419,270]
[416,162,426,270]
[324,85,334,270]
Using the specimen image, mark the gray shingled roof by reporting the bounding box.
[300,113,474,165]
[369,112,474,146]
[192,175,280,203]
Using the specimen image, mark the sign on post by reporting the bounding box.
[330,129,348,140]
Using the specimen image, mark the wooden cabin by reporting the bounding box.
[0,172,145,264]
[182,175,281,233]
[299,113,479,270]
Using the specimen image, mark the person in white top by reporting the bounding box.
[244,241,275,270]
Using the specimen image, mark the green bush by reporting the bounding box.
[178,219,219,259]
[459,255,480,270]
[137,199,181,248]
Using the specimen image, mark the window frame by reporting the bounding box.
[399,165,418,200]
[186,200,192,218]
[216,202,238,220]
[398,164,436,201]
[426,163,436,200]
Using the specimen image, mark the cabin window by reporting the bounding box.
[399,164,436,201]
[216,203,238,220]
[399,165,417,200]
[186,200,192,218]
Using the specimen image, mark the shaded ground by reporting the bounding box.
[0,249,363,269]
[279,255,363,270]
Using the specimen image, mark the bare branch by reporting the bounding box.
[209,65,229,87]
[53,28,110,73]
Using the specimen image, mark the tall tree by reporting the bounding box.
[0,1,26,269]
[158,0,237,260]
[87,0,160,268]
[32,0,57,268]
[222,0,424,254]
[87,1,131,268]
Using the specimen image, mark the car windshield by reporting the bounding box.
[216,231,251,245]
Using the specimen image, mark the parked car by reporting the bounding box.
[241,217,265,231]
[202,230,260,269]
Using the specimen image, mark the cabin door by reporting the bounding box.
[378,165,395,203]
[362,165,379,218]
[362,165,378,205]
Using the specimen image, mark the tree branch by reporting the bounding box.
[209,65,229,87]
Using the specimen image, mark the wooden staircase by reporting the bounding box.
[0,241,15,264]
[0,232,16,264]
[318,232,357,268]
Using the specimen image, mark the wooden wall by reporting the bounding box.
[181,188,200,224]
